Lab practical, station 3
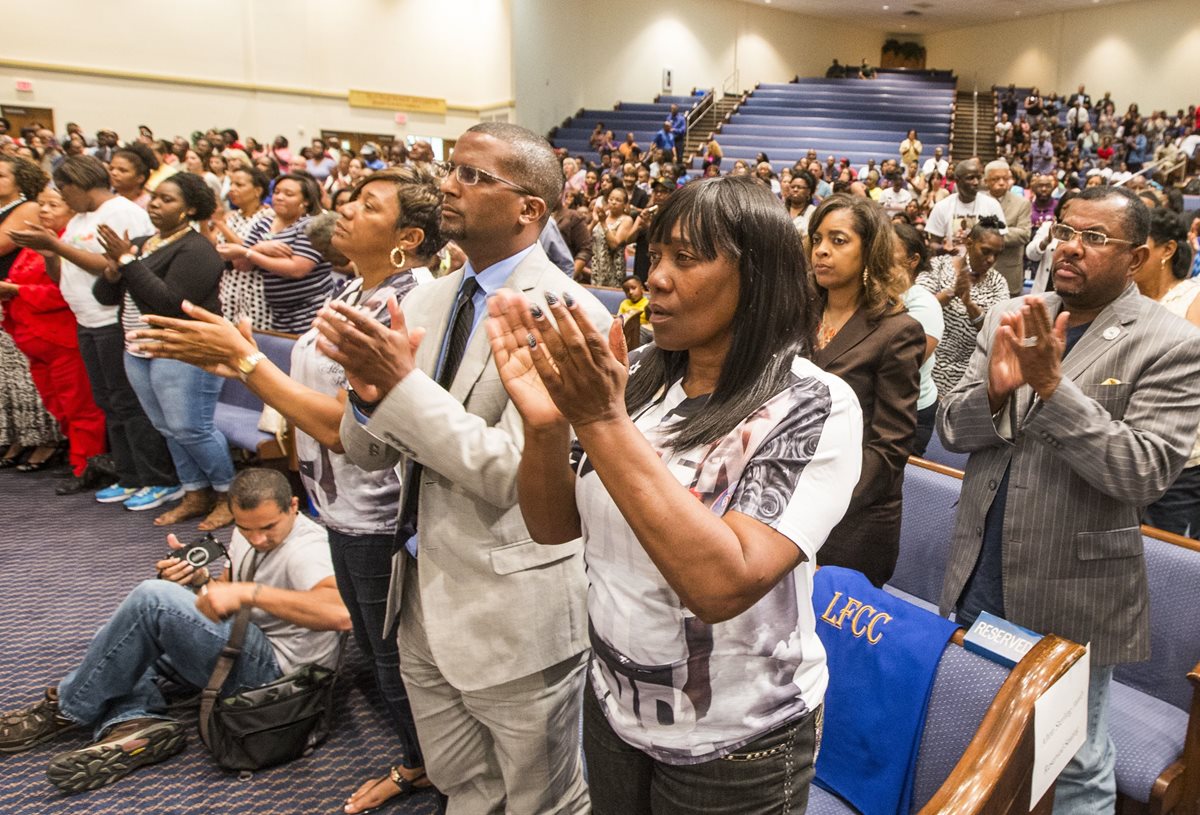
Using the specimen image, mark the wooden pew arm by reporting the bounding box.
[919,635,1087,815]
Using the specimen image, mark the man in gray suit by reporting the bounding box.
[938,186,1200,814]
[318,123,608,814]
[983,159,1032,297]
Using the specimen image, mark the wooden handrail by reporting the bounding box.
[919,635,1086,814]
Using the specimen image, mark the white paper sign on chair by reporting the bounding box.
[1030,645,1090,809]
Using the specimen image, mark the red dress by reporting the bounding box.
[3,247,106,475]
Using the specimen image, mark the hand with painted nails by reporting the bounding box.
[487,287,629,431]
[485,290,565,430]
[312,296,425,401]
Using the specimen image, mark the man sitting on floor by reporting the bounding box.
[0,468,349,794]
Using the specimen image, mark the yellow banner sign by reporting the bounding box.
[348,89,447,115]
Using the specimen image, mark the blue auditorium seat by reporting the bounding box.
[891,453,1200,812]
[582,285,625,315]
[1110,528,1200,808]
[809,589,1085,814]
[891,458,962,608]
[922,427,970,471]
[214,330,297,459]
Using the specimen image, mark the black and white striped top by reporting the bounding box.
[244,215,333,334]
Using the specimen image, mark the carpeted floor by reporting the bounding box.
[0,467,439,815]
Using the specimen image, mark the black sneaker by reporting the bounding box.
[55,469,104,496]
[46,718,185,794]
[0,687,77,754]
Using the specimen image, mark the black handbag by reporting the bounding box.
[198,565,344,771]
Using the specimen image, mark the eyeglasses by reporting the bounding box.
[434,161,540,198]
[1050,223,1137,248]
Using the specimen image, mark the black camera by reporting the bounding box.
[168,533,228,569]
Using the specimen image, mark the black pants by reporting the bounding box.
[584,678,821,814]
[912,402,938,458]
[76,324,176,488]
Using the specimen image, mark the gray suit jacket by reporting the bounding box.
[993,191,1032,296]
[937,283,1200,665]
[339,245,611,691]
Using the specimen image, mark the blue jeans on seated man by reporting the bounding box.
[57,580,281,740]
[123,354,235,492]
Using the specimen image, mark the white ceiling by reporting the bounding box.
[745,0,1140,34]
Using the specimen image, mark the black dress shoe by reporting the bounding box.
[55,470,102,496]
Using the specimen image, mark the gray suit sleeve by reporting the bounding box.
[339,401,403,471]
[937,308,1013,453]
[1023,337,1200,504]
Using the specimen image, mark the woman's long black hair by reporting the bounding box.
[626,175,818,451]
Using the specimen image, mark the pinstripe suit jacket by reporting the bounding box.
[937,283,1200,665]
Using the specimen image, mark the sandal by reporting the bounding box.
[344,765,429,814]
[0,446,28,469]
[198,495,234,531]
[16,446,64,472]
[154,489,214,526]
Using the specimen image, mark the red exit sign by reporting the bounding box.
[14,80,33,93]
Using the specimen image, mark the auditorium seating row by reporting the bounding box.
[892,454,1200,813]
[550,94,704,159]
[703,77,956,172]
[993,86,1098,130]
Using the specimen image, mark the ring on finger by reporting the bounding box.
[1020,336,1039,348]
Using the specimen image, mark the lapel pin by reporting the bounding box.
[1102,326,1120,341]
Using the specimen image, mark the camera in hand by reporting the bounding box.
[169,533,228,569]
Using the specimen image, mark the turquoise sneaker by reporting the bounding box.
[123,486,185,512]
[95,483,138,504]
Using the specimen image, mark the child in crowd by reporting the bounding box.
[618,275,649,325]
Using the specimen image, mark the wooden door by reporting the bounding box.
[1,105,56,139]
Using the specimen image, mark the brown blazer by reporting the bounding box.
[814,306,925,585]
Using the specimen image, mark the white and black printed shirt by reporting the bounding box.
[576,353,862,764]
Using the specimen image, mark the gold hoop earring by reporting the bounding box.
[390,247,406,269]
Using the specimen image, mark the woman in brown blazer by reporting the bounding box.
[808,194,924,586]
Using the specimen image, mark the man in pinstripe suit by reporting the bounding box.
[937,186,1200,814]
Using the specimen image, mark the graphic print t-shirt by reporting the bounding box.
[578,353,863,764]
[291,271,420,534]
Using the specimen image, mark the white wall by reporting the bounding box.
[0,0,513,144]
[512,0,886,135]
[925,0,1200,112]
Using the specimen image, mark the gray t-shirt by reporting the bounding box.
[228,513,340,673]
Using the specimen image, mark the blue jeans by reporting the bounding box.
[1053,663,1116,814]
[123,355,235,492]
[57,580,281,740]
[327,529,424,770]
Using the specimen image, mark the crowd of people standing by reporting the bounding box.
[0,81,1197,814]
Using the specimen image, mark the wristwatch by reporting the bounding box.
[347,387,382,416]
[236,351,267,381]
